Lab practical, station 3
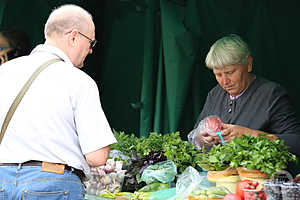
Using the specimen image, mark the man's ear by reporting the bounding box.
[67,29,78,47]
[247,56,253,72]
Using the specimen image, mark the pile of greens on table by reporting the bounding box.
[197,134,297,175]
[110,130,203,192]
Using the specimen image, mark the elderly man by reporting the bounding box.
[0,4,116,199]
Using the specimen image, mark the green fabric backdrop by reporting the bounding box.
[1,0,300,140]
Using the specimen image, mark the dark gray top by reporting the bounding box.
[194,77,300,136]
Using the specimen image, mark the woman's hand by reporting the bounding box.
[195,130,219,145]
[215,123,251,143]
[213,124,277,143]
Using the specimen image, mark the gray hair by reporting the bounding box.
[44,4,93,38]
[205,34,251,69]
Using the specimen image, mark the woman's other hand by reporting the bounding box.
[196,130,219,145]
[216,123,251,143]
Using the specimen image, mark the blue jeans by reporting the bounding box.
[0,165,85,200]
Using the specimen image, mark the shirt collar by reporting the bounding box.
[30,44,73,65]
[229,75,256,100]
[229,91,245,100]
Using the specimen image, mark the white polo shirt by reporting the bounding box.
[0,44,117,176]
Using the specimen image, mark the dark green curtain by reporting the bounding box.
[1,0,300,140]
[140,0,300,138]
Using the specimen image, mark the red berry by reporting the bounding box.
[251,181,259,188]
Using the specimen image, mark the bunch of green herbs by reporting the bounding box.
[111,131,203,174]
[197,134,297,176]
[110,130,140,158]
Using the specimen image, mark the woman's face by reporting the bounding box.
[212,56,253,97]
[0,34,12,64]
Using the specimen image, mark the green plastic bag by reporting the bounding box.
[141,160,177,184]
[148,188,176,200]
[138,182,169,192]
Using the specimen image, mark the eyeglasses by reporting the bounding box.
[0,46,12,51]
[78,32,97,49]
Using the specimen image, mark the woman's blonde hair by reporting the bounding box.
[205,34,251,69]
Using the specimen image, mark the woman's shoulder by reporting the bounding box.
[251,77,288,98]
[208,84,227,96]
[255,77,286,91]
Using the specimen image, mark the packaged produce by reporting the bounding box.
[281,182,300,200]
[137,182,169,192]
[147,187,176,200]
[206,168,238,182]
[175,166,205,199]
[263,170,295,200]
[215,175,240,194]
[188,186,230,200]
[84,159,126,196]
[264,181,283,200]
[243,188,266,200]
[200,115,224,135]
[188,115,225,149]
[140,160,177,184]
[172,166,229,200]
[293,173,300,182]
[206,168,240,193]
[237,168,268,180]
[223,193,242,200]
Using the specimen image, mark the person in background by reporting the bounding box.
[0,4,116,200]
[188,34,300,162]
[0,29,31,64]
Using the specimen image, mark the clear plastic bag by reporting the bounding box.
[109,149,130,161]
[172,166,206,199]
[199,115,224,135]
[141,160,177,184]
[84,159,126,196]
[188,115,224,149]
[148,188,176,200]
[137,182,169,192]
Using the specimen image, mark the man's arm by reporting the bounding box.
[85,145,110,167]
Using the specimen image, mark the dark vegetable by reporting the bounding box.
[121,150,167,192]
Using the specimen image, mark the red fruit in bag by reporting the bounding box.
[223,193,242,200]
[236,179,253,199]
[204,116,224,134]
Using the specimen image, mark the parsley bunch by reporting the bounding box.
[198,134,297,176]
[229,134,297,175]
[111,131,203,174]
[136,132,203,173]
[110,130,140,158]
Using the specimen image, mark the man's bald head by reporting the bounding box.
[44,4,93,39]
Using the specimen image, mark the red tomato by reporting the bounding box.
[251,181,259,188]
[205,116,224,133]
[223,193,242,200]
[236,179,253,200]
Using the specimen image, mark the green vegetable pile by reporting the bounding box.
[110,130,140,158]
[111,130,202,173]
[198,134,297,175]
[110,130,203,192]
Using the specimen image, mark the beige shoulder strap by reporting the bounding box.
[0,58,62,144]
